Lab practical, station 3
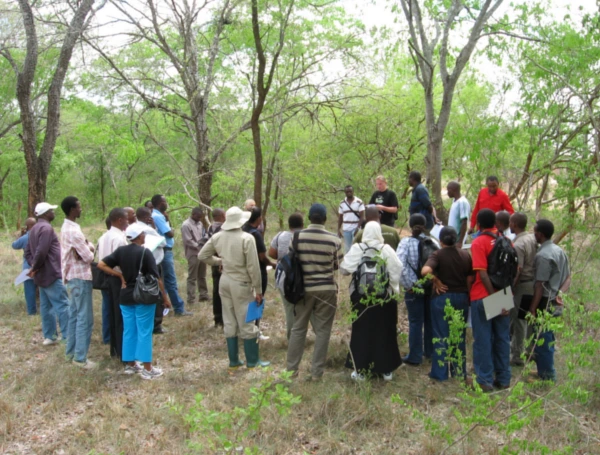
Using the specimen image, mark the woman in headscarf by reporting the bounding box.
[421,226,473,381]
[341,221,403,381]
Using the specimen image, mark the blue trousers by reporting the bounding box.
[39,279,70,341]
[161,250,185,314]
[65,279,94,363]
[24,279,37,315]
[534,328,556,381]
[342,230,354,254]
[471,299,511,387]
[404,291,433,363]
[429,293,469,381]
[120,304,156,363]
[101,289,111,344]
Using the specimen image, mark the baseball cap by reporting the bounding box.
[34,202,58,216]
[308,203,327,219]
[125,224,145,240]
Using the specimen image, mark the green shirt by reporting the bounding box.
[354,224,400,251]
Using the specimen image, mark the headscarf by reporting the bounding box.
[361,221,384,250]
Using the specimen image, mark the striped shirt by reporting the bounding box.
[296,224,342,292]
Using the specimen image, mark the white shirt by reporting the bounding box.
[338,197,365,232]
[131,221,166,265]
[448,196,471,233]
[97,226,128,272]
[341,243,402,294]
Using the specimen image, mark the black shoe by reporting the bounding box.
[153,326,167,334]
[402,356,421,366]
[493,380,510,390]
[215,321,224,328]
[175,310,194,317]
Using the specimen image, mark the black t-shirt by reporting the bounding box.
[102,244,160,305]
[369,189,399,227]
[424,247,472,293]
[242,223,267,274]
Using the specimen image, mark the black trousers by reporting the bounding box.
[212,266,223,324]
[106,276,124,359]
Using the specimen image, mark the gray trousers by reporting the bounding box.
[279,289,315,341]
[286,290,337,378]
[187,255,209,304]
[511,281,533,361]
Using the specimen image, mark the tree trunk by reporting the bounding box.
[251,118,263,207]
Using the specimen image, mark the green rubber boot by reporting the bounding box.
[244,338,271,368]
[226,337,244,368]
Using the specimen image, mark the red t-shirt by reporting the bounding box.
[470,188,514,229]
[470,229,498,301]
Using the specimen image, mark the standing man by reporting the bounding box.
[12,217,38,315]
[509,212,537,366]
[495,211,516,241]
[25,202,70,346]
[181,207,210,306]
[338,185,365,253]
[151,194,192,316]
[369,176,399,227]
[97,208,129,357]
[469,176,514,234]
[446,181,470,246]
[408,171,436,231]
[528,219,570,382]
[287,204,342,380]
[199,207,269,368]
[243,199,265,235]
[60,197,96,369]
[124,207,137,225]
[469,208,511,391]
[201,208,226,327]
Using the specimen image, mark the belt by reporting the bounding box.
[163,247,173,251]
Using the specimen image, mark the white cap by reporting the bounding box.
[125,224,145,240]
[221,207,251,231]
[34,202,58,216]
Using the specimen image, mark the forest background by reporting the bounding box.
[1,0,600,454]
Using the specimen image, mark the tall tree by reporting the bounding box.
[398,0,503,219]
[0,0,98,214]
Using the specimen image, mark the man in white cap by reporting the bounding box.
[25,202,70,345]
[198,206,269,368]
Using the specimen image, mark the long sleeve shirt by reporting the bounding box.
[12,232,31,270]
[198,229,262,292]
[470,188,514,229]
[60,219,94,282]
[396,237,420,290]
[341,243,403,294]
[181,217,205,260]
[24,219,62,287]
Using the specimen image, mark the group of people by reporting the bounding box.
[11,173,571,388]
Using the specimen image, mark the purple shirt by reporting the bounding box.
[24,218,62,287]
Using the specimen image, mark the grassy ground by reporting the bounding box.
[0,226,599,455]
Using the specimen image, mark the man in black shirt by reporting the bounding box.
[369,175,399,227]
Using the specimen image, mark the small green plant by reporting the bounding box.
[431,299,468,379]
[173,371,301,454]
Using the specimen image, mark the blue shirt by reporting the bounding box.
[12,232,31,270]
[152,209,174,248]
[409,183,434,229]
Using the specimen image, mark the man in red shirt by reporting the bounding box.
[468,176,514,234]
[470,208,511,391]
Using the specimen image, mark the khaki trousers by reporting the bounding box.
[219,274,259,339]
[187,255,209,304]
[286,290,337,378]
[511,280,533,361]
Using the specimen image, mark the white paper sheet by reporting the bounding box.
[144,234,166,252]
[430,224,443,240]
[14,269,32,286]
[482,286,514,320]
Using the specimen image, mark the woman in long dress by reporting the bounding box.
[341,222,403,381]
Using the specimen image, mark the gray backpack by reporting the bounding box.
[352,245,389,297]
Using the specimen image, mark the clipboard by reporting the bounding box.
[482,286,513,320]
[245,300,264,323]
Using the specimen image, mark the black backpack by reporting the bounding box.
[352,245,390,298]
[275,231,305,304]
[408,234,440,291]
[482,232,518,290]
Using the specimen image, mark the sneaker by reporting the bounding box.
[351,371,365,381]
[258,331,270,341]
[123,363,143,375]
[140,366,164,380]
[382,372,393,381]
[42,338,58,346]
[175,310,194,317]
[73,359,98,370]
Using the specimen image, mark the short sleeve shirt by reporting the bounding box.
[338,198,365,232]
[270,231,293,260]
[424,247,472,293]
[535,240,570,298]
[448,196,471,233]
[369,189,399,227]
[152,209,174,248]
[243,224,267,274]
[470,229,498,301]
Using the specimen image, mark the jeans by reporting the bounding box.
[65,279,94,363]
[429,293,469,381]
[404,291,433,363]
[161,250,185,313]
[471,299,511,387]
[120,304,156,363]
[101,289,111,344]
[342,230,355,254]
[39,279,70,341]
[534,328,556,381]
[24,279,37,315]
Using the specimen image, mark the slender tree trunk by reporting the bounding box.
[251,117,263,207]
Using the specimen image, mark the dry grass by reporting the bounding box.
[1,228,599,455]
